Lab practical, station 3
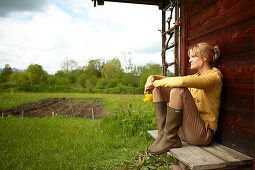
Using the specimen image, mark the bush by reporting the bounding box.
[107,97,156,136]
[0,82,16,89]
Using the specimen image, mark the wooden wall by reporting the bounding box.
[180,0,255,157]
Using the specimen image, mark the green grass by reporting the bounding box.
[0,92,173,169]
[0,116,149,169]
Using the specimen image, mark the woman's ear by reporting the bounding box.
[203,55,209,62]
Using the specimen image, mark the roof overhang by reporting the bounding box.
[93,0,167,9]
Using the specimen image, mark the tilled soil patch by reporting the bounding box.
[0,98,109,119]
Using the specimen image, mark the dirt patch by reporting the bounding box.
[1,98,109,119]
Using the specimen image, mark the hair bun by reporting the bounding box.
[213,45,220,62]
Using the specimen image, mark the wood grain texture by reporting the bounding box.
[187,0,218,18]
[170,143,227,170]
[180,0,255,159]
[187,0,255,40]
[214,130,254,157]
[187,17,255,53]
[148,130,254,168]
[202,142,253,166]
[221,84,254,111]
[180,0,188,76]
[147,130,157,140]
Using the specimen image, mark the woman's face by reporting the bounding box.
[188,50,206,70]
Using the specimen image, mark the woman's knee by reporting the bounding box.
[170,87,189,97]
[153,86,170,102]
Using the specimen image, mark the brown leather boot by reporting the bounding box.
[148,102,167,151]
[149,106,182,155]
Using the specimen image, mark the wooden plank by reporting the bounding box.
[181,0,255,162]
[184,18,255,78]
[187,0,217,18]
[148,130,253,168]
[103,0,158,5]
[201,143,253,166]
[218,57,255,84]
[220,66,255,84]
[187,16,255,49]
[170,143,227,170]
[218,113,253,139]
[180,0,188,76]
[254,113,255,170]
[219,109,253,130]
[187,0,255,40]
[147,130,157,140]
[214,130,254,157]
[221,90,254,113]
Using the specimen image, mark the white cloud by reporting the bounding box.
[0,0,165,74]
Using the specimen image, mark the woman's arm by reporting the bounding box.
[144,75,166,94]
[153,73,222,91]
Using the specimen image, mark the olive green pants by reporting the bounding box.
[153,87,212,145]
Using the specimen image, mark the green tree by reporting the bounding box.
[137,63,169,89]
[9,71,25,85]
[77,72,87,88]
[85,59,102,78]
[54,70,70,86]
[77,59,104,88]
[9,71,31,91]
[101,58,122,79]
[0,64,13,83]
[25,64,48,85]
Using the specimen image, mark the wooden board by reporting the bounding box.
[170,143,227,170]
[103,0,157,5]
[180,0,255,158]
[214,130,254,158]
[147,129,157,140]
[187,0,218,18]
[148,130,254,169]
[202,143,253,167]
[187,0,255,40]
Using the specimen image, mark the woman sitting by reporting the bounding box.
[145,42,223,155]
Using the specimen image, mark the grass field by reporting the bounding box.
[0,93,174,169]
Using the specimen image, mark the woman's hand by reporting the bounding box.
[144,75,155,94]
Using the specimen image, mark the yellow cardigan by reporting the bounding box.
[153,67,223,130]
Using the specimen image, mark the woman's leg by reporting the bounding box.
[148,87,170,150]
[152,86,170,103]
[150,87,212,155]
[169,87,212,145]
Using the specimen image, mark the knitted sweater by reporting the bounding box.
[153,67,223,130]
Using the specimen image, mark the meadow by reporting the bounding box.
[0,93,174,169]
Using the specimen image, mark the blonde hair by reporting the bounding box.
[188,42,220,65]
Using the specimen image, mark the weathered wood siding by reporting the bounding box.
[180,0,255,158]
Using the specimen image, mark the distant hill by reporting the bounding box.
[0,68,24,73]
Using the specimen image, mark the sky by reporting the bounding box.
[0,0,174,74]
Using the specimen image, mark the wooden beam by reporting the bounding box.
[161,2,167,76]
[102,0,158,6]
[174,0,180,76]
[180,0,187,76]
[98,0,104,5]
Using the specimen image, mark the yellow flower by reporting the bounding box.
[144,94,153,102]
[148,94,153,101]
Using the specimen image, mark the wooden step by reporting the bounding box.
[147,130,253,170]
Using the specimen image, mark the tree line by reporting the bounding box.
[0,57,173,94]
